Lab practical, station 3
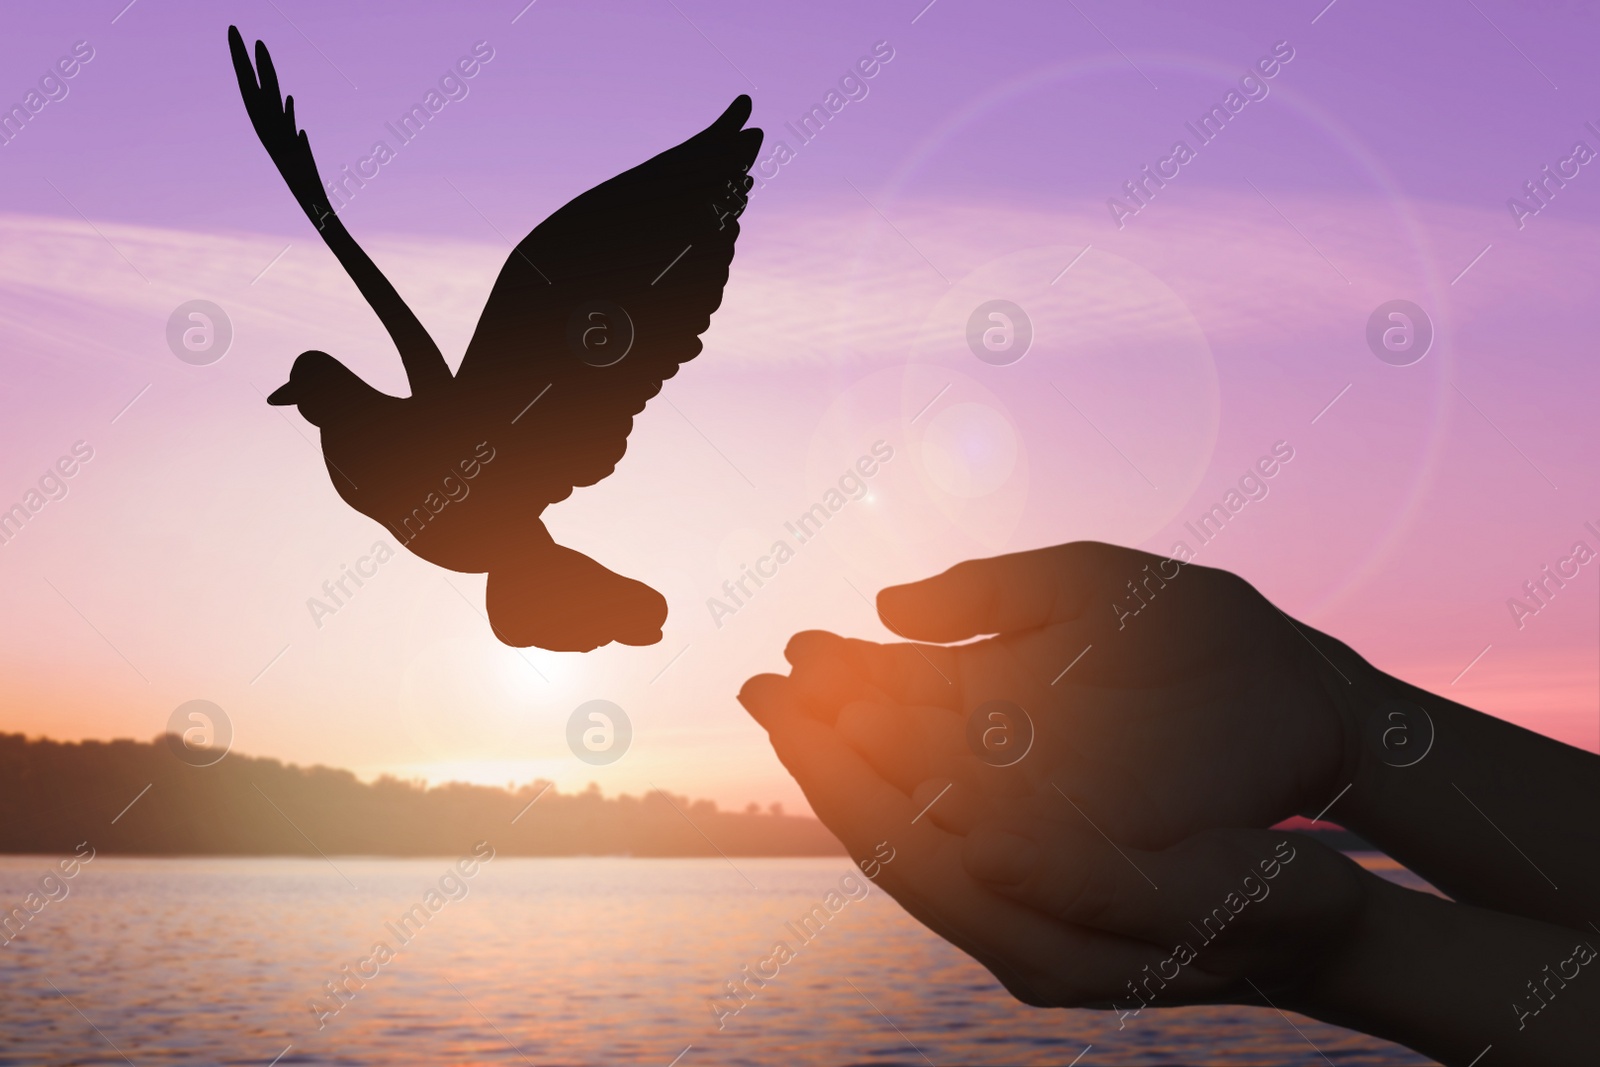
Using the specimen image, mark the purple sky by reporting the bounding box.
[1,0,1599,809]
[2,1,1597,232]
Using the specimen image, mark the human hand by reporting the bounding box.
[783,542,1366,850]
[736,672,1371,1015]
[959,803,1369,1013]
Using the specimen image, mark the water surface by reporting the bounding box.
[0,854,1436,1065]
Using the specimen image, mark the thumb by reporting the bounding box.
[877,542,1141,643]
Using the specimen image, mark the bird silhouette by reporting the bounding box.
[229,27,761,652]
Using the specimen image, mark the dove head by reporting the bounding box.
[266,351,382,427]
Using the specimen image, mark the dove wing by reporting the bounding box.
[229,26,452,397]
[455,96,762,504]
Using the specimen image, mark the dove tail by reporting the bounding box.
[485,536,667,652]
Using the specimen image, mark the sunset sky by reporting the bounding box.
[1,0,1598,812]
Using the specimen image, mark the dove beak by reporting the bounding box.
[266,382,297,406]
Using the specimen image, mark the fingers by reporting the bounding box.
[833,699,1030,819]
[736,672,793,732]
[780,676,1022,835]
[878,542,1139,643]
[962,815,1295,953]
[740,678,1021,974]
[781,632,882,724]
[834,700,942,793]
[785,630,960,712]
[963,816,1173,942]
[909,778,995,836]
[736,677,943,855]
[735,673,1205,1007]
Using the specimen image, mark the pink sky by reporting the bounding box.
[0,0,1597,811]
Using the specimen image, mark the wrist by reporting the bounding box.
[1278,863,1387,1017]
[1287,872,1598,1066]
[1290,627,1468,847]
[1280,873,1460,1058]
[1291,626,1391,831]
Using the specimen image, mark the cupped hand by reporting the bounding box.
[783,542,1367,850]
[959,801,1370,1009]
[737,672,1371,1013]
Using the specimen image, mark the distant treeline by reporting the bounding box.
[0,733,845,858]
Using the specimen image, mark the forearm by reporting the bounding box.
[1287,875,1597,1066]
[1313,634,1600,931]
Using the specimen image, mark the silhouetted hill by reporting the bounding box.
[0,733,845,858]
